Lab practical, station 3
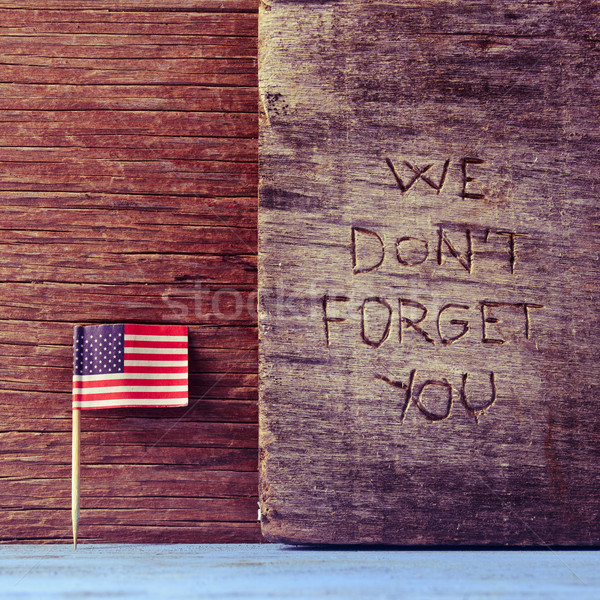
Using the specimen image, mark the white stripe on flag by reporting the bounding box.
[73,398,187,409]
[123,347,186,354]
[75,385,188,395]
[124,359,187,366]
[74,373,187,382]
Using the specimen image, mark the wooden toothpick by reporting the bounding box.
[72,408,80,549]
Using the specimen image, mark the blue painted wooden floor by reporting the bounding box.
[1,544,599,599]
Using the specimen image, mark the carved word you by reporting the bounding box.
[376,369,496,423]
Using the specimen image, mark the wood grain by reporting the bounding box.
[258,0,600,545]
[0,1,259,544]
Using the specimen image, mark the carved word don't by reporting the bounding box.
[352,225,527,275]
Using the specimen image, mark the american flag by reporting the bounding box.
[72,324,188,410]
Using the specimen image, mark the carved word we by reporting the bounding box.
[385,156,484,199]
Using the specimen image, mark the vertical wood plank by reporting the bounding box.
[258,0,600,545]
[0,1,260,544]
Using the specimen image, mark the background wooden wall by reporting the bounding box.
[0,0,260,543]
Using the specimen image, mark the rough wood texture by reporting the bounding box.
[258,0,600,545]
[0,1,260,544]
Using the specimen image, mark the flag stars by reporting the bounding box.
[73,324,125,376]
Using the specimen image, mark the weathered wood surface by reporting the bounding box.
[0,1,260,543]
[258,0,600,545]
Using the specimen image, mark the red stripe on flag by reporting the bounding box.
[124,324,188,336]
[124,365,188,374]
[124,353,188,361]
[73,391,187,401]
[73,403,187,410]
[124,340,188,349]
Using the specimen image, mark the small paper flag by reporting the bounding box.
[72,324,188,409]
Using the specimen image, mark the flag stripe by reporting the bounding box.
[124,324,187,336]
[74,372,187,382]
[74,377,188,388]
[123,343,188,351]
[124,366,188,374]
[124,352,188,361]
[74,385,188,395]
[124,334,187,343]
[73,399,187,409]
[73,390,187,401]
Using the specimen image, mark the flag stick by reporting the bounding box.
[72,408,80,549]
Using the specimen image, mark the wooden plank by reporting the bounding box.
[0,175,255,196]
[0,522,262,544]
[0,345,257,374]
[0,497,258,512]
[0,470,258,497]
[1,528,262,544]
[0,9,257,24]
[0,14,257,36]
[0,33,258,48]
[0,393,257,422]
[0,34,257,51]
[0,84,258,111]
[0,448,258,472]
[0,1,257,10]
[0,38,258,58]
[0,369,257,393]
[0,139,256,160]
[2,506,258,527]
[0,423,257,450]
[0,193,258,219]
[0,233,257,257]
[0,320,257,348]
[0,109,255,128]
[2,464,260,488]
[0,66,255,86]
[0,143,257,164]
[65,523,263,544]
[0,262,254,285]
[0,157,257,176]
[0,292,257,327]
[0,56,257,75]
[258,0,600,545]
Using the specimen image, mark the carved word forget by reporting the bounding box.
[322,296,543,348]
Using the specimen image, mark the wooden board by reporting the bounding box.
[0,1,260,544]
[258,0,600,545]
